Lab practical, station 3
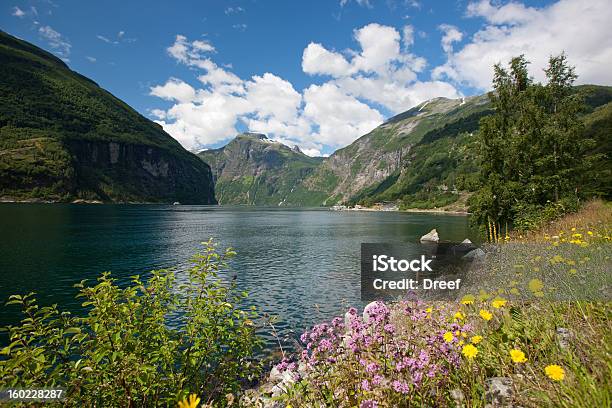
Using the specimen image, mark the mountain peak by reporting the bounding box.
[238,132,268,140]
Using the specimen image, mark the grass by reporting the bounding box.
[512,199,612,242]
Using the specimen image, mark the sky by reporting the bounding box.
[3,0,612,156]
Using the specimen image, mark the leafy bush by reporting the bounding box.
[0,240,262,407]
[399,192,459,210]
[512,198,580,231]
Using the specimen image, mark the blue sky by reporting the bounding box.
[3,0,611,155]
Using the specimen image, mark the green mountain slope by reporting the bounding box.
[345,85,612,209]
[198,133,323,205]
[0,30,216,204]
[301,94,493,206]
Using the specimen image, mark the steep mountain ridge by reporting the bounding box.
[198,133,323,205]
[302,94,492,205]
[0,30,216,204]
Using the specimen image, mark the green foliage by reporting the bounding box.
[399,191,459,210]
[512,198,580,231]
[471,54,601,230]
[581,102,612,198]
[0,240,261,407]
[352,128,480,207]
[0,30,215,203]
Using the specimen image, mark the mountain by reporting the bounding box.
[344,85,612,209]
[301,94,493,207]
[0,30,215,204]
[198,133,323,205]
[200,85,612,209]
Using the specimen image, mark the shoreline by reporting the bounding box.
[332,207,470,215]
[0,198,469,214]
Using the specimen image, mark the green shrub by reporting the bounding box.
[0,240,262,407]
[513,197,580,231]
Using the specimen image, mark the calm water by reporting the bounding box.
[0,204,476,348]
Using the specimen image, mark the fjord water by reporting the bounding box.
[0,204,475,348]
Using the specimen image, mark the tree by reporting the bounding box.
[471,53,590,234]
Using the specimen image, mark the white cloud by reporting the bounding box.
[302,43,352,77]
[339,0,372,8]
[232,23,247,31]
[402,25,414,48]
[150,109,167,119]
[85,56,96,63]
[435,0,612,90]
[466,0,539,25]
[97,31,137,45]
[301,148,324,157]
[167,34,215,63]
[155,94,252,150]
[152,36,309,150]
[225,6,245,15]
[150,78,197,103]
[438,24,463,54]
[38,25,71,60]
[352,23,401,74]
[301,23,458,113]
[96,35,117,45]
[12,6,25,17]
[246,73,302,122]
[303,83,383,147]
[152,26,461,153]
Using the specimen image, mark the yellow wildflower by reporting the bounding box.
[454,330,461,336]
[458,340,464,346]
[471,335,483,344]
[460,294,475,305]
[492,298,507,309]
[510,349,527,363]
[462,344,478,359]
[568,268,577,275]
[545,365,565,381]
[454,311,465,320]
[426,307,433,313]
[479,309,493,321]
[587,231,593,236]
[528,279,544,293]
[178,394,201,408]
[443,331,454,343]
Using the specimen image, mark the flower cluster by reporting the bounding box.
[291,300,473,406]
[277,287,579,407]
